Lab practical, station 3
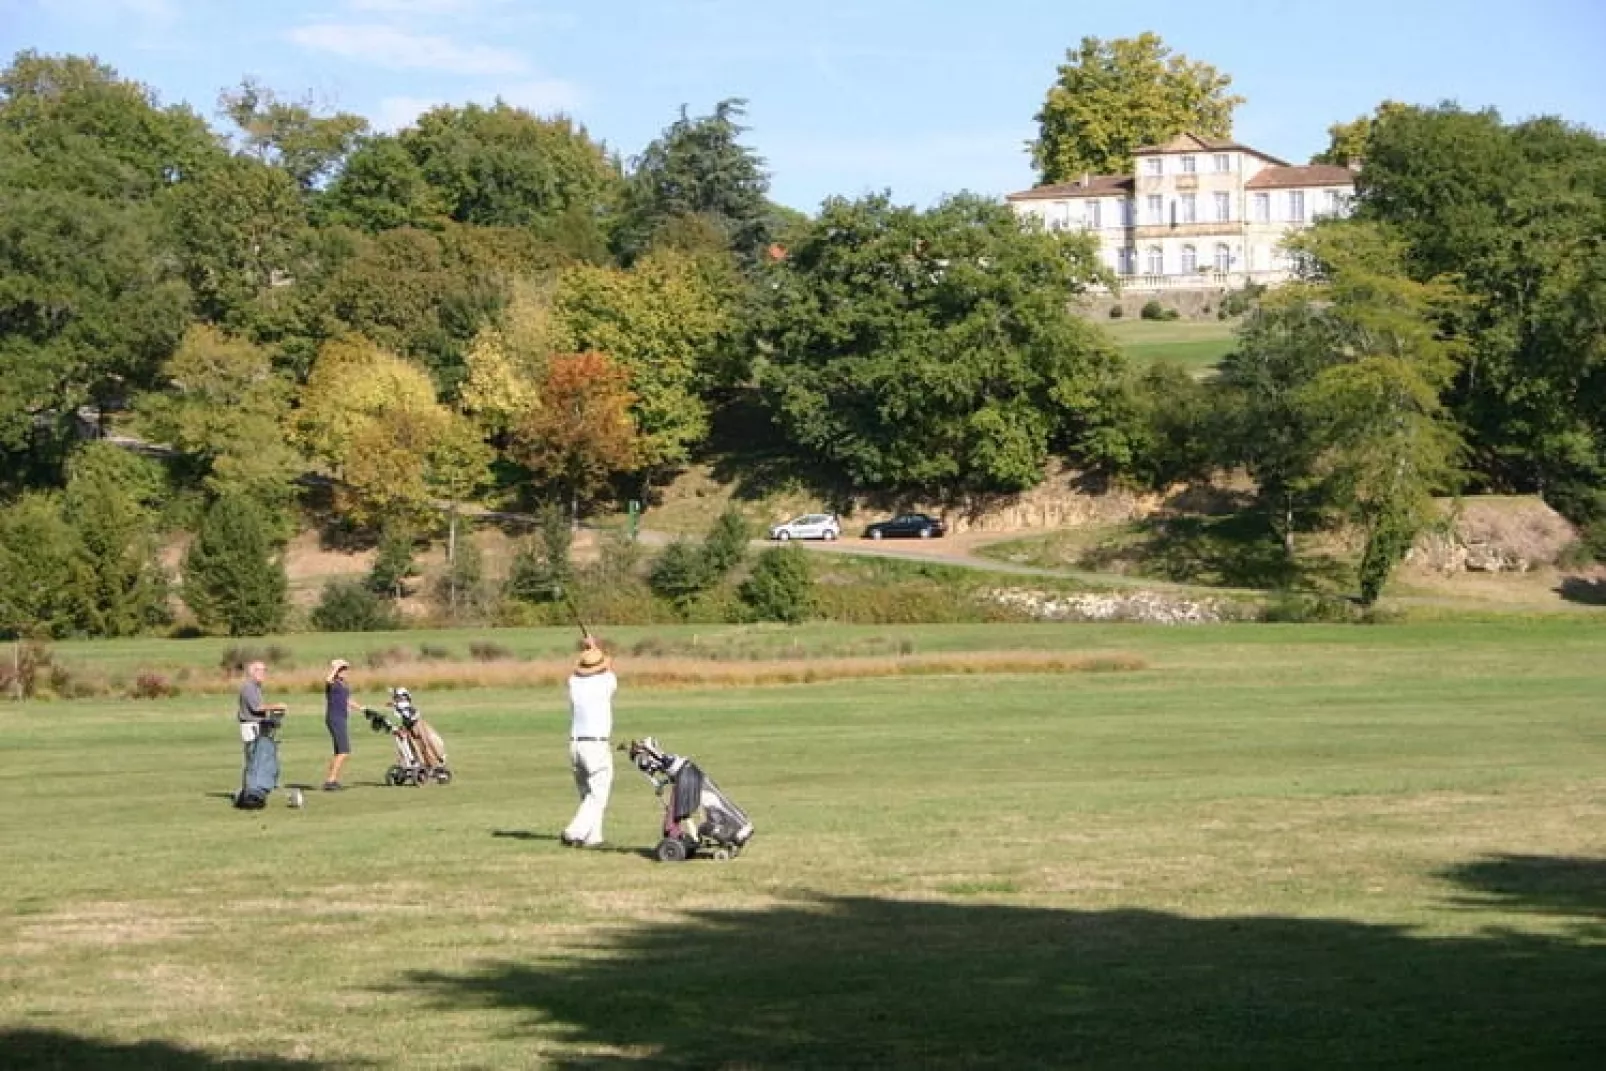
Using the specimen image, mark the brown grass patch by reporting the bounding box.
[153,651,1147,698]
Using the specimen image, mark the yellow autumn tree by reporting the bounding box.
[459,279,557,436]
[296,336,486,524]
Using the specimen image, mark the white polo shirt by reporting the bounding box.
[567,671,616,740]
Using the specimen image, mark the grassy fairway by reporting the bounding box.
[3,621,1604,1068]
[1105,317,1238,374]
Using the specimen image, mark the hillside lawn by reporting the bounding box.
[3,620,1604,1068]
[1105,317,1238,374]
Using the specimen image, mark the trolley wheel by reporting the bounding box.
[712,847,732,861]
[387,766,405,786]
[654,837,688,863]
[434,767,453,784]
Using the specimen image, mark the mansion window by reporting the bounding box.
[1181,245,1197,273]
[1181,155,1196,174]
[1146,194,1164,223]
[1214,243,1231,272]
[1120,199,1134,225]
[1146,246,1163,275]
[1144,157,1163,176]
[1180,194,1197,223]
[1214,192,1231,222]
[1289,190,1306,222]
[1253,192,1270,223]
[1087,199,1102,228]
[1117,247,1135,274]
[1213,153,1231,172]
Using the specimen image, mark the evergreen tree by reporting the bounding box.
[182,494,288,636]
[367,520,417,599]
[701,505,749,580]
[740,544,815,623]
[62,449,169,637]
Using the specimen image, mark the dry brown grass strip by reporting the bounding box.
[168,650,1146,696]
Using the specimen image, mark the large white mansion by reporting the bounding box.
[1007,132,1356,290]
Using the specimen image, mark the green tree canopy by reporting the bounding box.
[1310,100,1409,165]
[756,192,1123,496]
[1353,104,1606,519]
[1031,33,1244,183]
[219,78,369,192]
[399,102,622,230]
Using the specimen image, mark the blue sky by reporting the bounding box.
[3,0,1603,211]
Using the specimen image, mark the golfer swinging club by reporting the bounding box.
[560,635,616,848]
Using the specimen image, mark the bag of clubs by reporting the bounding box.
[622,737,753,862]
[235,716,282,810]
[366,687,452,786]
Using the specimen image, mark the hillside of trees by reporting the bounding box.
[1,40,1603,638]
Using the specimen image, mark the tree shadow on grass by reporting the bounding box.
[1440,854,1606,920]
[2,1029,329,1070]
[402,867,1605,1069]
[1080,513,1351,592]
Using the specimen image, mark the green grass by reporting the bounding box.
[4,621,1604,1068]
[1105,317,1238,373]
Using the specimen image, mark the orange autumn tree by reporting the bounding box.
[512,351,640,518]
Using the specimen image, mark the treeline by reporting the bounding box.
[1,46,1603,638]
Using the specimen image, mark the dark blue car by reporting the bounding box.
[863,513,947,540]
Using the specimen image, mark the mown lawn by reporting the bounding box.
[1105,317,1238,374]
[3,621,1603,1068]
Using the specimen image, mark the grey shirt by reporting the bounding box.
[238,679,265,722]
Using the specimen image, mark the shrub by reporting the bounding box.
[740,545,816,623]
[311,579,401,633]
[1259,592,1360,624]
[417,642,453,661]
[1220,280,1267,319]
[1108,304,1124,319]
[469,641,514,662]
[1140,299,1166,321]
[130,672,178,699]
[365,646,408,669]
[219,644,296,673]
[1161,307,1181,321]
[432,534,488,623]
[649,539,715,607]
[0,641,53,699]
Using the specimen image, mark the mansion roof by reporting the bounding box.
[1245,163,1357,189]
[1005,174,1132,201]
[1130,132,1287,165]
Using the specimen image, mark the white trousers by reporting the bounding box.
[563,740,613,845]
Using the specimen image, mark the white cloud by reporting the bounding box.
[373,79,585,131]
[289,22,528,75]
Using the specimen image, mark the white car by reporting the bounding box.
[768,513,841,541]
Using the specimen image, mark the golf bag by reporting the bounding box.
[622,737,753,862]
[366,687,451,786]
[235,719,281,810]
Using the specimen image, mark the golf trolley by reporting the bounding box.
[366,687,452,786]
[622,737,753,862]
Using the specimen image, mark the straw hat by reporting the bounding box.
[573,647,611,677]
[327,658,350,683]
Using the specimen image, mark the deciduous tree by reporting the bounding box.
[511,351,639,515]
[757,192,1123,496]
[1031,33,1244,183]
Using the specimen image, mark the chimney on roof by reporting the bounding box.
[1081,171,1090,188]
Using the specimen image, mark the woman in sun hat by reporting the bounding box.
[561,637,618,847]
[322,658,364,791]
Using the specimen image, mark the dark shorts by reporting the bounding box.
[326,715,350,756]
